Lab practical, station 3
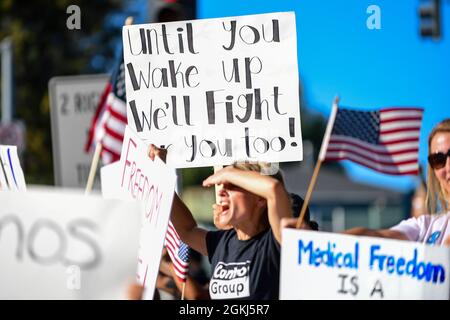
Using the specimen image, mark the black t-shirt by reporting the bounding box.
[206,228,280,300]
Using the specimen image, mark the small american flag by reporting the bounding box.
[85,53,127,164]
[324,107,423,175]
[165,220,190,282]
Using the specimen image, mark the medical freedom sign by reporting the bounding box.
[281,229,450,299]
[122,12,303,168]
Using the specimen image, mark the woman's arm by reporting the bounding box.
[171,193,208,256]
[203,166,292,244]
[343,227,408,240]
[280,218,408,240]
[148,145,208,256]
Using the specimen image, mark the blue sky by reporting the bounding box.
[198,0,450,192]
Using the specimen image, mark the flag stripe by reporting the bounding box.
[326,146,419,162]
[380,120,422,131]
[102,134,123,154]
[100,149,117,165]
[379,131,420,142]
[379,137,420,145]
[109,104,128,123]
[106,95,127,117]
[325,154,419,175]
[328,136,419,153]
[327,143,418,156]
[104,124,124,142]
[380,109,422,122]
[167,223,181,241]
[379,116,423,124]
[326,149,419,166]
[104,114,126,136]
[165,234,181,256]
[101,145,121,160]
[379,126,421,135]
[381,107,423,112]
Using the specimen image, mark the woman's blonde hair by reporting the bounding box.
[426,119,450,214]
[231,162,285,185]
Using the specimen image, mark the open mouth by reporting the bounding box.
[220,202,230,215]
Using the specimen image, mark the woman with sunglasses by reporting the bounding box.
[344,118,450,245]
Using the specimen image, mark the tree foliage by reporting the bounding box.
[0,0,123,184]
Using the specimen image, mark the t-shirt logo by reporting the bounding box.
[209,261,250,299]
[427,231,441,245]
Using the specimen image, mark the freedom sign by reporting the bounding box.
[281,229,450,299]
[123,12,302,168]
[101,125,176,299]
[0,187,142,299]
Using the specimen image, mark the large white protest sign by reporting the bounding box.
[0,187,142,299]
[101,125,176,299]
[123,12,302,168]
[281,229,450,299]
[0,145,26,191]
[49,75,109,188]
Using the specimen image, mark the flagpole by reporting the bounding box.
[84,16,134,195]
[84,141,103,194]
[181,282,186,300]
[296,96,339,228]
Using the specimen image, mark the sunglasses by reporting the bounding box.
[428,148,450,169]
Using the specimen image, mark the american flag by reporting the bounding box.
[85,53,127,164]
[324,107,423,175]
[165,220,190,282]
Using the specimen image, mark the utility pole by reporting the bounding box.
[1,37,13,124]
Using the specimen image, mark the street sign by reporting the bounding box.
[49,74,109,188]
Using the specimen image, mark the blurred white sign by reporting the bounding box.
[281,229,450,299]
[49,74,109,189]
[0,187,142,299]
[0,145,26,191]
[101,125,176,299]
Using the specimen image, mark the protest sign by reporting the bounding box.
[123,12,302,168]
[0,187,142,299]
[101,125,176,299]
[281,229,450,299]
[0,145,26,191]
[100,161,122,197]
[49,75,109,188]
[0,153,7,189]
